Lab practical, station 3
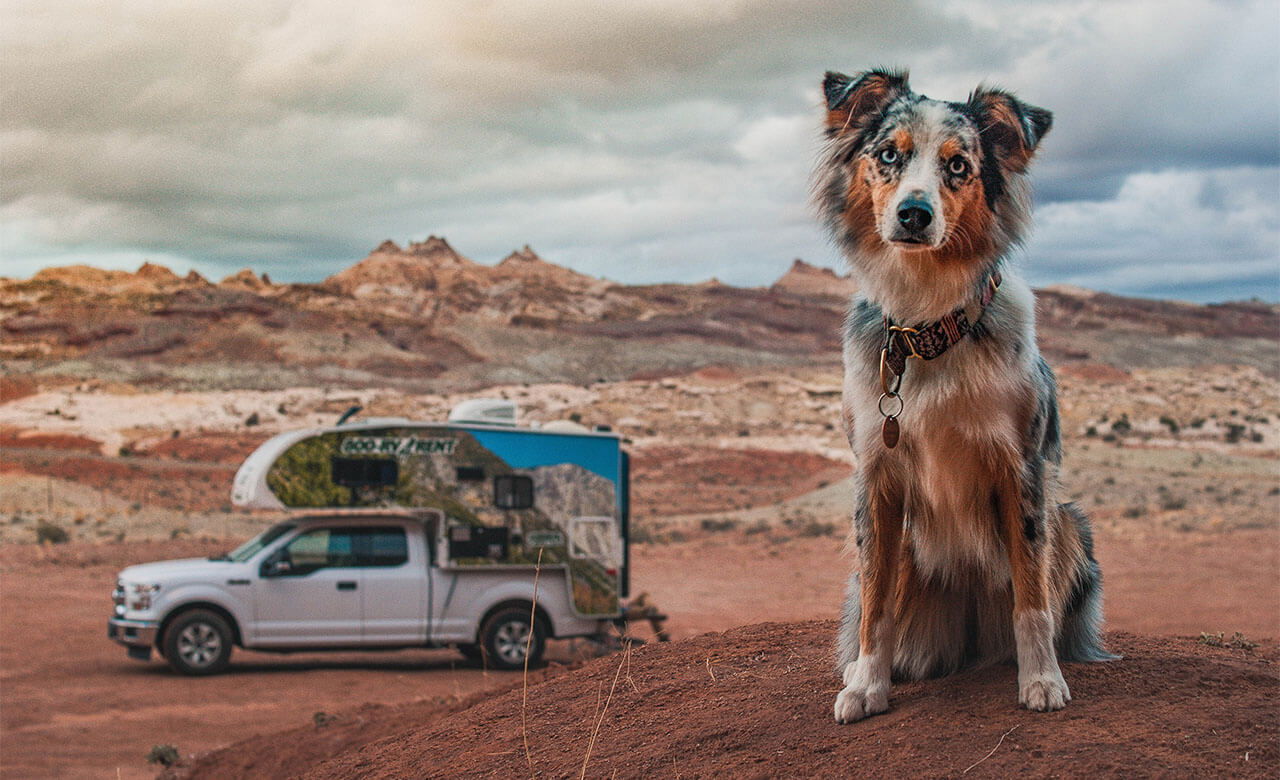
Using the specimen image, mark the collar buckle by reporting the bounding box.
[887,325,923,360]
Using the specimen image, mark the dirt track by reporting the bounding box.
[1,528,1276,779]
[166,624,1278,779]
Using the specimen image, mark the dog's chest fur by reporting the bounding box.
[843,277,1038,583]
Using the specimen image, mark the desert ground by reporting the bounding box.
[2,248,1277,777]
[2,364,1277,778]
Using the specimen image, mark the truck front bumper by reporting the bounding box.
[108,618,159,659]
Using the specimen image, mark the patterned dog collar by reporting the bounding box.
[881,271,1002,377]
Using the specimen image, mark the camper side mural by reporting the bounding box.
[264,426,620,616]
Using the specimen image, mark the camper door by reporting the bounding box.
[568,516,621,571]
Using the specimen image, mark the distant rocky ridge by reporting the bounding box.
[771,259,860,299]
[2,237,1276,391]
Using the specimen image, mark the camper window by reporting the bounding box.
[331,457,398,488]
[494,475,534,509]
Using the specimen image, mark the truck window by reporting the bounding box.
[282,528,359,572]
[494,475,533,509]
[359,527,409,567]
[222,522,295,562]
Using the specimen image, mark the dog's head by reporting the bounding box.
[817,69,1051,263]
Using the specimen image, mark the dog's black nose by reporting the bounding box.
[897,200,933,232]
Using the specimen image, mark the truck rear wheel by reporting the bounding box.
[163,609,233,675]
[480,607,545,670]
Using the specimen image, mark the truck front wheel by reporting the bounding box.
[480,607,545,670]
[163,609,233,675]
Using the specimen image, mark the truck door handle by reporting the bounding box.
[336,581,358,591]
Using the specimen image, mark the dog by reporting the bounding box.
[811,69,1113,724]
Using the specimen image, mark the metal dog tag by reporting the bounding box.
[881,416,899,448]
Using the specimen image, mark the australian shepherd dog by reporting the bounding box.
[812,69,1113,724]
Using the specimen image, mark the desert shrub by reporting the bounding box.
[1159,495,1187,511]
[1110,416,1131,435]
[629,523,659,544]
[798,519,838,537]
[1158,415,1180,433]
[1224,423,1246,443]
[744,520,770,536]
[146,745,180,767]
[35,520,69,544]
[1122,506,1144,519]
[313,711,339,729]
[1198,631,1258,651]
[699,518,738,533]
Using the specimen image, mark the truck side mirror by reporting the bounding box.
[260,556,293,578]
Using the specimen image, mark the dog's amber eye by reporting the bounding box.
[878,148,899,165]
[947,156,969,176]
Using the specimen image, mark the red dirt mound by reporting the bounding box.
[168,622,1277,779]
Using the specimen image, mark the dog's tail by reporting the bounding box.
[1056,502,1120,662]
[835,570,862,674]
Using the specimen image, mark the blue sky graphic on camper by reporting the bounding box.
[469,430,620,486]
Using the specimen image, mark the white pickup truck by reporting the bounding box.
[108,400,663,675]
[109,510,608,674]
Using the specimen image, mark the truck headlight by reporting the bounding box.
[128,583,161,610]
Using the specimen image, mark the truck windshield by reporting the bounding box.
[214,523,296,563]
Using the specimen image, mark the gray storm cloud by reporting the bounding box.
[1,0,1277,301]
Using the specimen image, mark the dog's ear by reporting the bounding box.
[824,69,910,135]
[967,86,1053,171]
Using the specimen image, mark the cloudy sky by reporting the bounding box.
[3,0,1277,301]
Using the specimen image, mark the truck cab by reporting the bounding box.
[108,400,639,674]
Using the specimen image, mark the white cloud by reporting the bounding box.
[1024,166,1280,299]
[0,0,1276,301]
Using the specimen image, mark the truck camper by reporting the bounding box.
[107,400,666,675]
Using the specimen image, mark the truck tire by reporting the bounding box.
[480,607,546,670]
[163,609,233,675]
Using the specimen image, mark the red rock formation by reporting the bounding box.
[771,259,858,299]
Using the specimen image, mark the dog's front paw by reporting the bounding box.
[1019,673,1071,712]
[833,683,890,724]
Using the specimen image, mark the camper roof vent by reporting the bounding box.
[541,420,591,434]
[448,398,518,427]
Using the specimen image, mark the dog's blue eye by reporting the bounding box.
[948,156,969,176]
[878,148,899,165]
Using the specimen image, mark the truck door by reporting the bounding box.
[358,525,427,644]
[253,526,364,646]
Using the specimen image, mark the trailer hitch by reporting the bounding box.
[615,592,669,643]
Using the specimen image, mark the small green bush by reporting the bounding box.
[146,744,180,767]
